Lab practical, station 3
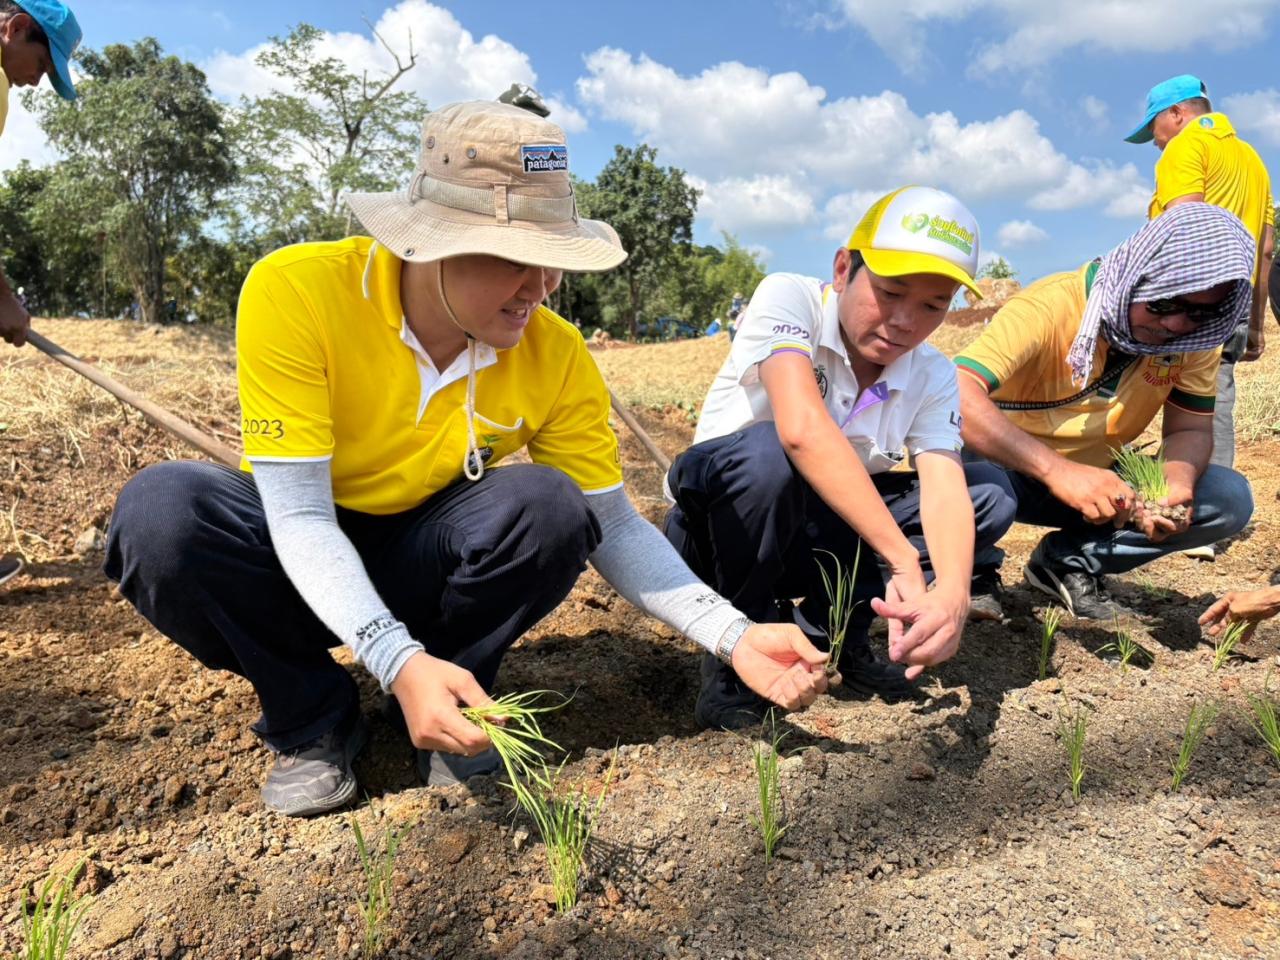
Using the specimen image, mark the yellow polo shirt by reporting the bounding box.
[955,263,1220,468]
[0,47,9,138]
[236,237,622,514]
[1149,113,1273,286]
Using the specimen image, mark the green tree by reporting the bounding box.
[649,233,766,333]
[977,256,1016,280]
[229,22,426,246]
[576,145,699,338]
[31,38,236,324]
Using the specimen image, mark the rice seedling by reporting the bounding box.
[815,545,861,675]
[1211,620,1249,671]
[1170,702,1218,793]
[1111,446,1187,523]
[1058,700,1088,801]
[750,712,787,866]
[1245,671,1280,770]
[462,690,567,810]
[18,858,89,960]
[1097,618,1152,672]
[1135,573,1174,601]
[522,754,616,913]
[1038,606,1064,682]
[352,818,410,960]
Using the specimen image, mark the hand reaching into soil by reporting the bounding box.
[1046,461,1134,526]
[730,623,830,711]
[871,584,968,681]
[1198,586,1280,639]
[0,288,30,347]
[389,651,498,755]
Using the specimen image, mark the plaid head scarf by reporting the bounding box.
[1067,202,1255,384]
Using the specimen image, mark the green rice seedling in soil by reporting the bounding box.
[17,858,88,960]
[1097,617,1152,672]
[1211,620,1249,671]
[1112,446,1187,523]
[352,818,410,960]
[462,690,567,810]
[522,755,617,914]
[750,711,787,866]
[1170,702,1218,792]
[1136,573,1174,601]
[1039,606,1064,682]
[815,544,861,676]
[1058,700,1088,801]
[1245,671,1280,769]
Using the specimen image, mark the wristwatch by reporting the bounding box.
[715,616,752,665]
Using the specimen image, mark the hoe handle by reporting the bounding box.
[26,329,242,469]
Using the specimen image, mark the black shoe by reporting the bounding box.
[0,554,22,587]
[1023,557,1132,620]
[693,653,768,731]
[968,570,1005,621]
[837,641,916,700]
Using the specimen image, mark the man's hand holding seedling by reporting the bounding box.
[871,582,968,680]
[1047,460,1135,526]
[390,651,498,756]
[1199,586,1280,640]
[1131,486,1194,542]
[730,623,830,710]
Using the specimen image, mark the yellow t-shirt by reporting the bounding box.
[0,46,10,138]
[1149,113,1273,286]
[954,264,1220,468]
[236,237,622,514]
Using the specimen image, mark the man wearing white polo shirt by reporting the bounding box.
[665,186,1017,728]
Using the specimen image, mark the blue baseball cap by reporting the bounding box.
[1124,74,1208,144]
[16,0,80,101]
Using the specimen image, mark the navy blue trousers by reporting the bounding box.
[104,461,600,751]
[663,421,1017,638]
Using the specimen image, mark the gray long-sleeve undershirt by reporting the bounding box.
[249,460,746,690]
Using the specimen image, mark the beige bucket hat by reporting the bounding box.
[345,101,626,273]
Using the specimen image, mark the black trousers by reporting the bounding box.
[104,461,600,751]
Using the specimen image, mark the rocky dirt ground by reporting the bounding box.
[1,319,1278,960]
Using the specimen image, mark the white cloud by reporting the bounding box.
[823,189,892,240]
[832,0,1280,75]
[0,92,60,170]
[1080,95,1109,124]
[1223,88,1280,146]
[202,1,585,130]
[692,174,818,234]
[1029,160,1150,219]
[997,219,1048,246]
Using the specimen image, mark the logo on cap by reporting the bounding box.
[903,212,975,256]
[521,145,568,174]
[901,213,930,234]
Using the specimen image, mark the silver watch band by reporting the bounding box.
[715,616,752,665]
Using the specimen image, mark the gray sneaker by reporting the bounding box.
[261,716,369,817]
[417,747,501,786]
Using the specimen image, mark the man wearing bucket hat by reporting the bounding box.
[0,0,80,588]
[1125,76,1273,549]
[956,204,1256,620]
[104,101,832,816]
[664,186,1017,728]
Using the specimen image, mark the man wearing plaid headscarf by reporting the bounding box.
[953,203,1256,619]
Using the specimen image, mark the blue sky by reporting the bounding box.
[4,0,1279,285]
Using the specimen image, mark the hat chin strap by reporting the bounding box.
[434,260,486,483]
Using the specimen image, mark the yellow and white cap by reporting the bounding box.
[847,186,982,298]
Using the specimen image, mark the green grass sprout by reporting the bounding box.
[1211,620,1249,671]
[1058,700,1088,801]
[750,711,787,866]
[1112,445,1169,501]
[1170,702,1218,792]
[1039,607,1064,682]
[1246,671,1280,770]
[352,818,409,960]
[522,754,617,913]
[462,690,568,810]
[18,858,89,960]
[815,545,861,675]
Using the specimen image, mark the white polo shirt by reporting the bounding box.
[694,273,962,474]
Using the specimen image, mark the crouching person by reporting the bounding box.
[665,187,1017,730]
[104,102,830,817]
[956,203,1256,619]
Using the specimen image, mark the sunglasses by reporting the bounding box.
[1140,295,1232,324]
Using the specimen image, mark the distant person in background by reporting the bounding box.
[0,0,82,587]
[1127,75,1274,560]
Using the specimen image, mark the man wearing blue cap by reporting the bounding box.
[1126,75,1274,563]
[0,0,80,587]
